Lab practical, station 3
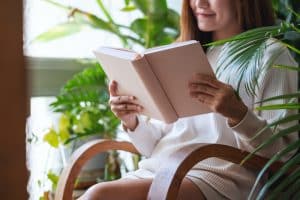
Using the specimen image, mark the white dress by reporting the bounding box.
[122,40,298,200]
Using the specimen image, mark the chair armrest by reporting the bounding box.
[55,139,139,200]
[147,143,284,200]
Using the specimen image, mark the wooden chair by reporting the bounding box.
[54,139,299,200]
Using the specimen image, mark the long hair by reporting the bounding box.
[178,0,275,47]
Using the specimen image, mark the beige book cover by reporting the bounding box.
[93,40,214,123]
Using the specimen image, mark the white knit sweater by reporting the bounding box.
[122,40,298,199]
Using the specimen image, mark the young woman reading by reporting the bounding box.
[79,0,298,199]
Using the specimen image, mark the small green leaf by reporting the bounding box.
[58,114,70,131]
[58,129,70,143]
[43,128,59,148]
[121,5,136,12]
[47,171,59,191]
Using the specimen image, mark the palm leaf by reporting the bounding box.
[208,22,299,96]
[242,124,300,165]
[247,140,300,199]
[214,31,285,96]
[274,64,300,71]
[289,183,300,200]
[281,41,300,54]
[256,153,300,200]
[268,169,300,199]
[250,113,300,141]
[255,92,300,104]
[207,25,283,46]
[256,103,300,110]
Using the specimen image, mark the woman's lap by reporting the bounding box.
[78,178,206,200]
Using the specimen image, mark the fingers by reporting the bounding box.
[111,103,143,112]
[189,83,217,96]
[109,80,118,96]
[115,110,139,118]
[190,92,213,104]
[190,73,222,89]
[109,95,137,105]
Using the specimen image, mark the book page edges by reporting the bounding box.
[132,57,178,123]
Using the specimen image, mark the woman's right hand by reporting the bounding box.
[108,80,143,131]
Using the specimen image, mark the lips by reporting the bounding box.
[195,12,215,17]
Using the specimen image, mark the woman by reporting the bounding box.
[80,0,298,199]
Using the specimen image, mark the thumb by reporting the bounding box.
[109,80,118,96]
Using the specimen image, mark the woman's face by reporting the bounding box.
[189,0,239,33]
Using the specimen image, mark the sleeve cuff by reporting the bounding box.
[121,115,158,157]
[227,108,267,140]
[121,115,149,133]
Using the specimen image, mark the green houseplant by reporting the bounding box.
[34,0,300,199]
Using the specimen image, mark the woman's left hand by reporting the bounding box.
[188,73,248,127]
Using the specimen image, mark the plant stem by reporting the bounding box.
[96,0,114,23]
[43,0,71,11]
[95,0,129,47]
[123,35,144,45]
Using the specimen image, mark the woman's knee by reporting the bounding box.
[79,182,115,200]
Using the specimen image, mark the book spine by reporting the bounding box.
[132,57,177,123]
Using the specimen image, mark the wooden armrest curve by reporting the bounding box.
[55,139,139,200]
[147,143,284,200]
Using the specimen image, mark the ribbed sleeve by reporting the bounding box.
[122,115,167,157]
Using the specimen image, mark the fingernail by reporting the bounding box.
[131,96,135,100]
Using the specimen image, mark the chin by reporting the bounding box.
[197,26,215,32]
[197,22,216,32]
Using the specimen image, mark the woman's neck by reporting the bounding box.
[212,25,243,41]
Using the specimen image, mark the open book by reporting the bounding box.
[93,40,215,123]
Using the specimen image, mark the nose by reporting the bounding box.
[195,0,209,8]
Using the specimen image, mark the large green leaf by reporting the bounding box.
[132,0,168,18]
[34,22,87,42]
[130,18,147,39]
[166,9,180,30]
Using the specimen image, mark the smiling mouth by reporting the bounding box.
[195,13,215,17]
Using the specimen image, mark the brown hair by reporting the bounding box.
[178,0,275,47]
